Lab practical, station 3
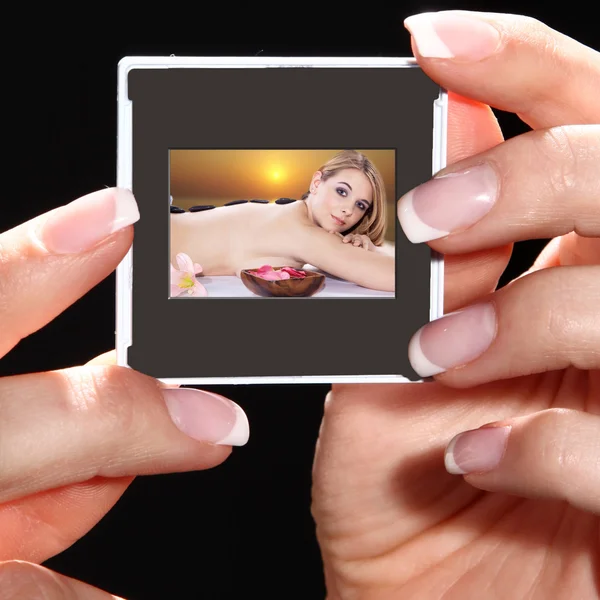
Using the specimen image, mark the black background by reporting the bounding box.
[3,2,597,599]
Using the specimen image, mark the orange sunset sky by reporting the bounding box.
[170,149,396,241]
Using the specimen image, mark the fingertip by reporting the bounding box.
[404,12,455,59]
[162,388,250,447]
[397,189,449,244]
[216,400,250,447]
[35,187,139,256]
[444,434,467,475]
[407,327,446,378]
[444,425,511,476]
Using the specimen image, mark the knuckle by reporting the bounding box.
[544,294,575,347]
[503,14,546,39]
[0,243,18,328]
[57,364,159,440]
[535,127,581,198]
[501,16,561,115]
[544,309,580,367]
[517,14,547,31]
[538,267,600,368]
[532,126,600,234]
[528,408,576,485]
[0,561,69,600]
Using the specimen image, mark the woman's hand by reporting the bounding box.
[331,231,376,251]
[0,189,249,596]
[312,11,599,600]
[341,233,375,251]
[329,230,375,252]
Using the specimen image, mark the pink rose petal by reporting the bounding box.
[253,265,303,281]
[259,271,282,280]
[256,265,273,274]
[281,267,306,278]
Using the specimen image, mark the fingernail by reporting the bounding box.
[37,188,140,254]
[163,388,249,446]
[408,302,497,377]
[445,425,511,474]
[398,164,498,243]
[404,11,501,61]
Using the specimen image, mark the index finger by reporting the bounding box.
[0,188,138,359]
[405,11,600,128]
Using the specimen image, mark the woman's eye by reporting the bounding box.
[336,188,347,197]
[357,202,366,211]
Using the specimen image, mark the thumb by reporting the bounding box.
[444,408,600,515]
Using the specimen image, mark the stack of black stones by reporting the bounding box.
[169,198,298,213]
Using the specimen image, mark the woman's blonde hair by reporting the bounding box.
[303,150,387,246]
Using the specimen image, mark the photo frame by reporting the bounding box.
[116,57,447,385]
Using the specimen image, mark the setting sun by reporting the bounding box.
[270,168,283,181]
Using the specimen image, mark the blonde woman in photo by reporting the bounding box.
[169,150,396,292]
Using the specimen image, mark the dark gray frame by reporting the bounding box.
[120,63,443,381]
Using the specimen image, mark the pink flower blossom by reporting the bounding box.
[170,253,207,297]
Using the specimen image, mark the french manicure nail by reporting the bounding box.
[404,11,501,61]
[445,425,511,474]
[37,188,140,254]
[408,302,497,377]
[398,164,498,243]
[163,388,249,446]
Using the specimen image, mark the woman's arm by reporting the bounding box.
[291,224,395,292]
[376,241,395,257]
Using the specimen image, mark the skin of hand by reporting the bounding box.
[312,11,600,600]
[330,230,374,251]
[0,189,249,597]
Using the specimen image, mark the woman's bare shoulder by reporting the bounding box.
[265,200,314,235]
[269,199,310,222]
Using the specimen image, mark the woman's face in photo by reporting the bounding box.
[309,168,373,234]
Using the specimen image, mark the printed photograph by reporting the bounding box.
[169,149,396,298]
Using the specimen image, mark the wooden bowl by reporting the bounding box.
[240,268,326,297]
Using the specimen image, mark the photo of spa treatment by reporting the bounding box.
[169,149,396,298]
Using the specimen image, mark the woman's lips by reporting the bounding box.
[331,215,345,226]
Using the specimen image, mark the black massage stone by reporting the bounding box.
[189,205,216,212]
[225,199,249,206]
[170,205,186,213]
[275,198,297,205]
[250,199,269,204]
